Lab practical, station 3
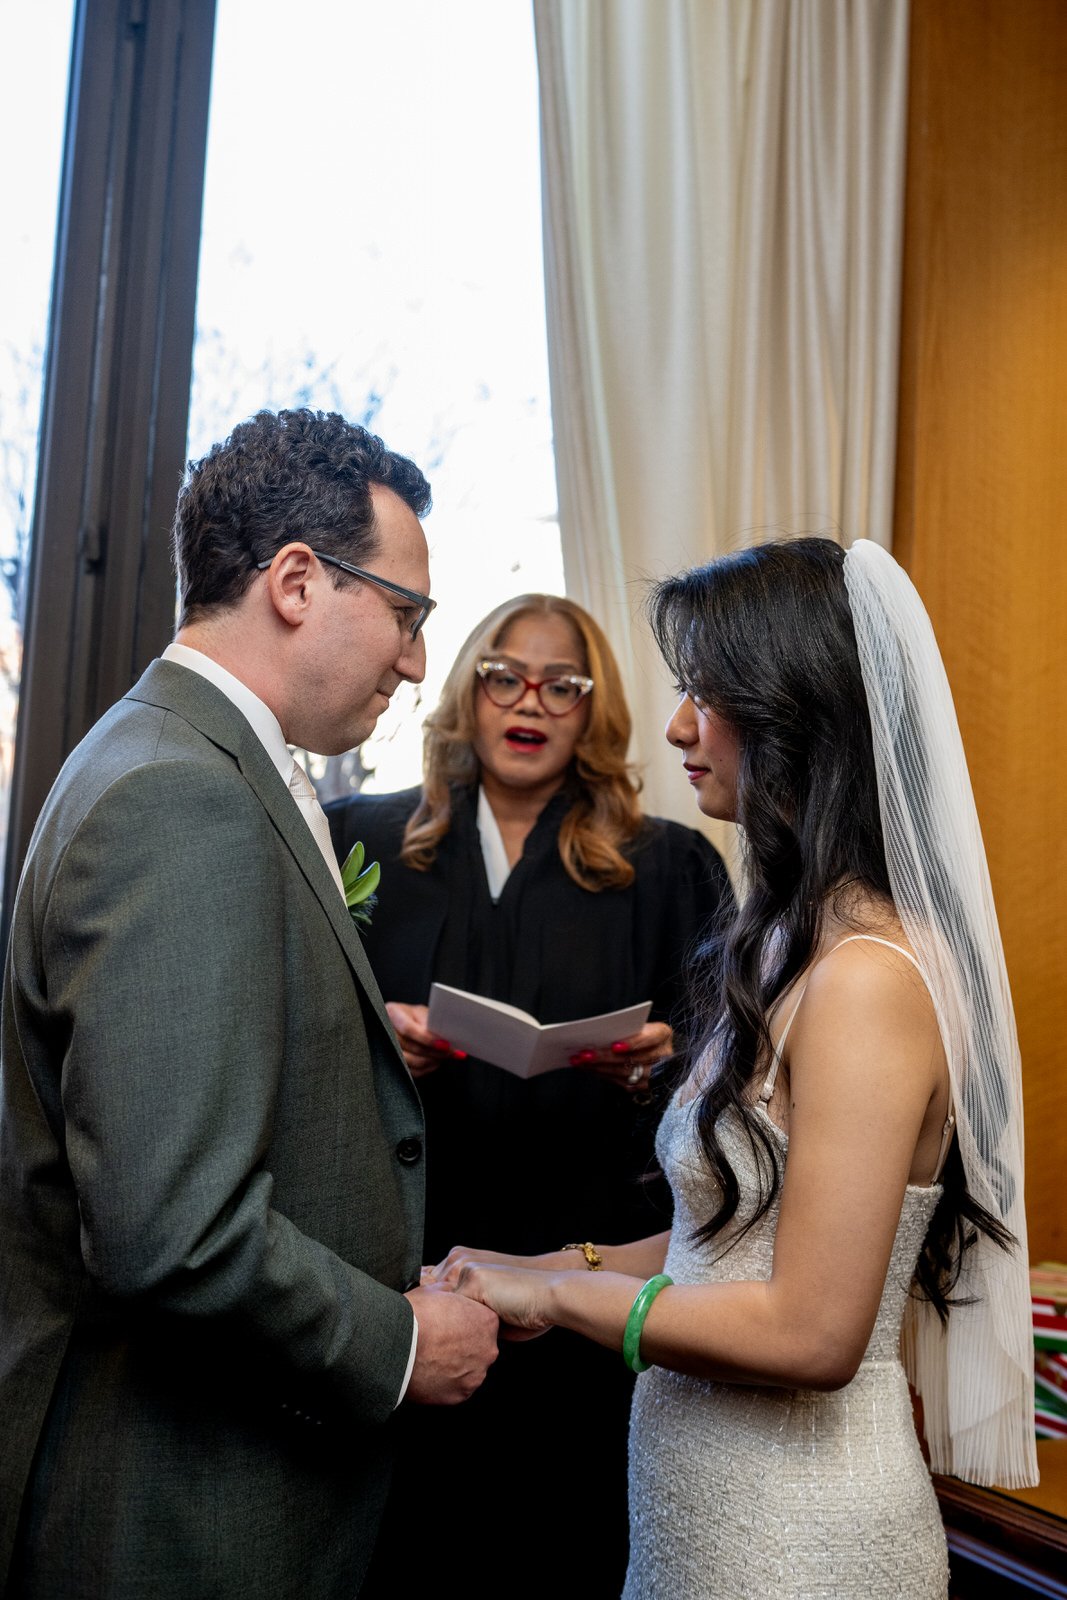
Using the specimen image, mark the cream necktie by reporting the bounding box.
[288,761,346,902]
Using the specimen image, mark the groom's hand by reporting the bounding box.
[403,1282,499,1405]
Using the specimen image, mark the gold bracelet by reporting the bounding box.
[562,1241,604,1271]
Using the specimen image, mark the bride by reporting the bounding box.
[431,538,1037,1598]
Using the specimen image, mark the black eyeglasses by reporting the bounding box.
[255,549,436,640]
[475,659,594,716]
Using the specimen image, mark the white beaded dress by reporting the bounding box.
[625,961,951,1599]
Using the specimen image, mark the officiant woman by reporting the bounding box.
[327,592,732,1595]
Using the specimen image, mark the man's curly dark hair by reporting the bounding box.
[172,408,432,626]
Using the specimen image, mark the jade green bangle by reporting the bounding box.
[622,1273,673,1373]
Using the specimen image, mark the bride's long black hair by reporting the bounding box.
[648,537,1010,1320]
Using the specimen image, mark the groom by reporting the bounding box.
[0,409,498,1599]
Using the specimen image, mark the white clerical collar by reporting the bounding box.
[162,642,293,786]
[476,786,512,903]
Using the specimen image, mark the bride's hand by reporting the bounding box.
[452,1261,560,1340]
[426,1245,535,1288]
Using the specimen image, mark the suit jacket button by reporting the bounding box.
[396,1136,423,1165]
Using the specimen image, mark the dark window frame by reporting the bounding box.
[2,0,217,942]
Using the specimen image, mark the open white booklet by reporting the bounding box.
[426,984,652,1080]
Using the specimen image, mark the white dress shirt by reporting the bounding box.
[161,643,418,1404]
[476,786,512,902]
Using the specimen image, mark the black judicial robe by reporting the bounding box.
[326,783,733,1598]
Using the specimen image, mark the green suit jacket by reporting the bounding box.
[0,661,425,1599]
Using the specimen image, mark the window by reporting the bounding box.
[0,0,76,887]
[189,0,562,799]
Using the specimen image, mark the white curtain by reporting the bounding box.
[534,0,910,825]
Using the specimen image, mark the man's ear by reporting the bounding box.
[261,543,317,628]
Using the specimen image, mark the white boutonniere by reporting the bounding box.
[340,839,380,930]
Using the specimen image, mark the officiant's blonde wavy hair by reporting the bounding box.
[401,594,644,891]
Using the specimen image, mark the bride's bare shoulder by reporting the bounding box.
[801,915,938,1047]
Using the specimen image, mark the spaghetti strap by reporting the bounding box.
[758,987,808,1103]
[829,933,925,976]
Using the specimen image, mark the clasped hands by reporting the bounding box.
[385,1000,673,1092]
[402,1243,584,1410]
[420,1244,575,1341]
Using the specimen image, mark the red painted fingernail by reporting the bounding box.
[451,1049,468,1060]
[571,1049,597,1065]
[432,1037,451,1051]
[611,1041,631,1054]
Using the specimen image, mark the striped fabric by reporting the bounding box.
[1031,1263,1067,1438]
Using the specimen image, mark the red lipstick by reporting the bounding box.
[505,725,548,750]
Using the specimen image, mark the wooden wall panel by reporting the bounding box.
[895,0,1067,1259]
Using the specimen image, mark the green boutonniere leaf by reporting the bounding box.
[340,841,380,930]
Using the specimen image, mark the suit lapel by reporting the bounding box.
[126,661,402,1051]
